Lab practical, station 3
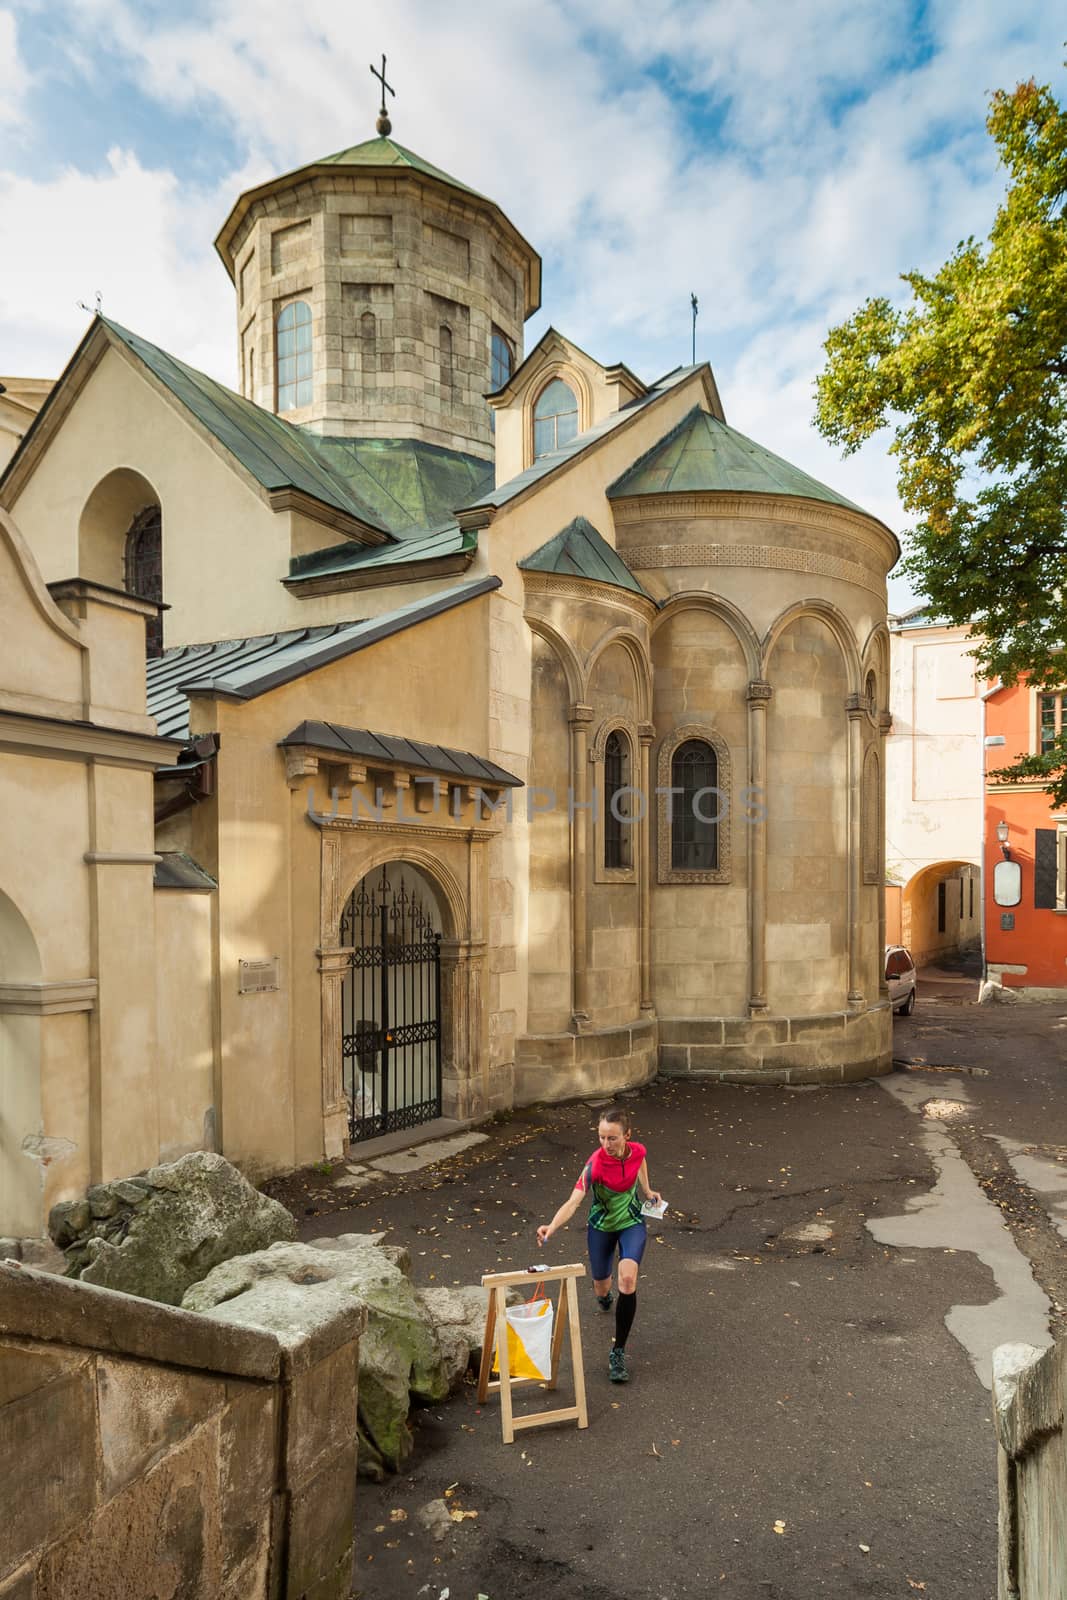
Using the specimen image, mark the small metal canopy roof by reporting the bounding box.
[279,721,522,789]
[519,515,653,600]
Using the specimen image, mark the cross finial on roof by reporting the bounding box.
[370,53,395,136]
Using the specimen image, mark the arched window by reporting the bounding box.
[439,325,453,395]
[671,740,718,871]
[604,730,631,870]
[491,327,513,391]
[124,506,163,658]
[533,377,579,458]
[276,300,312,411]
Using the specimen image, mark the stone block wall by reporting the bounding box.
[0,1262,365,1600]
[994,1338,1067,1600]
[229,172,528,454]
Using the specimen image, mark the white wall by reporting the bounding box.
[885,619,983,887]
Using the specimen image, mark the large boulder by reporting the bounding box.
[48,1152,295,1305]
[183,1237,456,1475]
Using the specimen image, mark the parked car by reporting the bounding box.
[885,945,917,1015]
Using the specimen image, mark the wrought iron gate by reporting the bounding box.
[340,866,442,1144]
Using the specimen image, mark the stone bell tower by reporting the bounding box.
[214,89,541,460]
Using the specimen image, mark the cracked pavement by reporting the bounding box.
[280,994,1067,1600]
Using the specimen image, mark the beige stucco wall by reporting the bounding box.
[180,594,494,1174]
[155,890,217,1162]
[0,511,180,1237]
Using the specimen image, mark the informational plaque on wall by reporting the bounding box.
[238,957,279,994]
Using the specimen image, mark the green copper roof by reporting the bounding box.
[313,437,493,536]
[288,523,475,583]
[316,136,485,200]
[100,318,492,535]
[607,407,864,513]
[519,516,652,599]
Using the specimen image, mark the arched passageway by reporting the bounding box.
[901,859,980,966]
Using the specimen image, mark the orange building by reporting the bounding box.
[984,680,1067,995]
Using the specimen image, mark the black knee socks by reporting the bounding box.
[613,1290,637,1350]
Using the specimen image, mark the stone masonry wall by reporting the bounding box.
[0,1262,365,1600]
[993,1338,1067,1600]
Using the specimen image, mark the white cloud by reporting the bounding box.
[3,0,1064,609]
[0,9,31,129]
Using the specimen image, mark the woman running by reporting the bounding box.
[537,1106,661,1383]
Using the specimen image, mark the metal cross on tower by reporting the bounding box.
[370,54,395,136]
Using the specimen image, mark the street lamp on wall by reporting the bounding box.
[996,820,1011,858]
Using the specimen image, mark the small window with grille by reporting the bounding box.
[671,740,718,872]
[124,505,163,658]
[603,730,631,870]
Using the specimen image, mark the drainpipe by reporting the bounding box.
[980,693,988,990]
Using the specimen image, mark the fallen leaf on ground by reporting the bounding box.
[449,1509,478,1522]
[444,1482,459,1496]
[773,1521,786,1535]
[389,1509,407,1523]
[907,1584,926,1592]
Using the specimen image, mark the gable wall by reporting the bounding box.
[4,347,288,650]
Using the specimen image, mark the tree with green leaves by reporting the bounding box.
[814,73,1067,803]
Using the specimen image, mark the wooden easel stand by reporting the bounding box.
[477,1263,589,1443]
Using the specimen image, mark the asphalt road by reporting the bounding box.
[292,992,1067,1600]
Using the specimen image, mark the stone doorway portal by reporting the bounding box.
[339,863,443,1144]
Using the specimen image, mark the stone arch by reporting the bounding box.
[525,615,583,704]
[583,627,652,722]
[862,745,881,884]
[525,362,593,465]
[336,855,460,1145]
[0,888,43,1238]
[763,608,852,1015]
[901,857,980,967]
[861,623,891,720]
[761,598,861,696]
[78,466,162,593]
[652,591,761,682]
[339,849,463,944]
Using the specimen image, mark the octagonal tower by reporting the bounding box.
[215,134,541,458]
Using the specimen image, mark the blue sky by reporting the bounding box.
[2,0,1063,610]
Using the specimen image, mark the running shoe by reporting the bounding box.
[608,1346,629,1383]
[597,1291,614,1312]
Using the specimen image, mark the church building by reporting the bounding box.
[0,106,897,1237]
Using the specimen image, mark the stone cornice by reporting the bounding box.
[308,813,497,841]
[613,490,897,565]
[0,979,97,1015]
[269,487,389,545]
[619,536,885,599]
[521,569,657,622]
[0,710,184,770]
